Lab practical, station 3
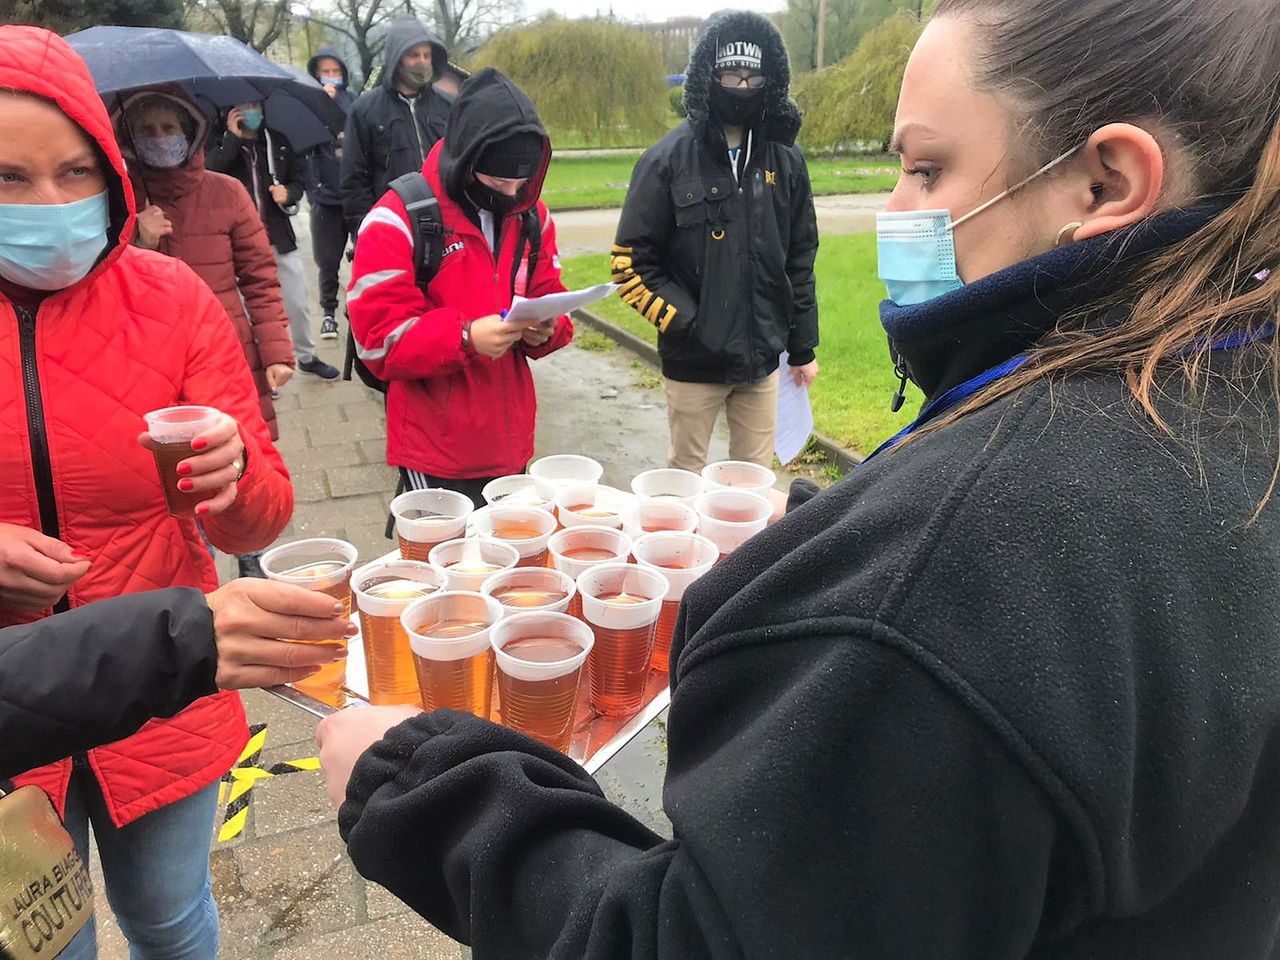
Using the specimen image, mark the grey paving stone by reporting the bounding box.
[273,409,312,436]
[346,520,397,564]
[272,390,303,412]
[283,441,365,474]
[233,823,350,900]
[270,910,463,960]
[341,399,388,425]
[358,437,388,465]
[242,688,322,749]
[271,429,311,455]
[286,490,388,535]
[309,418,388,446]
[289,469,330,504]
[251,746,335,839]
[296,382,352,408]
[365,879,412,921]
[327,462,399,499]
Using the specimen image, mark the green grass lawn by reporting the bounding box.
[544,153,899,211]
[560,232,924,457]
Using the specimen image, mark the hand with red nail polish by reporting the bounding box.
[0,522,91,613]
[136,413,245,517]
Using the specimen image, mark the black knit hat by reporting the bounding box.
[473,131,544,179]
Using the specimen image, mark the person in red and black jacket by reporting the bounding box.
[347,67,573,507]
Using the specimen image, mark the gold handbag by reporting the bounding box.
[0,785,93,960]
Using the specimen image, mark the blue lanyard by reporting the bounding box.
[865,322,1277,463]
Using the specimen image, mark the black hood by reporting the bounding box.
[382,19,448,91]
[438,67,550,215]
[307,45,351,88]
[684,9,802,145]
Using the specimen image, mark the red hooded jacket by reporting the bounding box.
[0,27,293,826]
[347,69,572,480]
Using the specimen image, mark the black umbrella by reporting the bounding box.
[65,26,343,154]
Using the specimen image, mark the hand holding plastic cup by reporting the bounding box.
[472,505,557,567]
[555,484,635,530]
[694,489,771,560]
[630,468,705,503]
[491,611,593,752]
[621,499,699,541]
[143,405,222,517]
[576,563,669,717]
[402,590,503,718]
[391,489,474,561]
[529,454,603,500]
[632,532,718,672]
[701,460,777,496]
[429,537,520,591]
[351,559,446,706]
[481,566,576,615]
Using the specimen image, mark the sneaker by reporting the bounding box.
[299,357,340,380]
[237,554,266,579]
[320,315,339,340]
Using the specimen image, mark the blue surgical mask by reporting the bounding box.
[240,108,264,132]
[876,144,1083,306]
[135,134,189,170]
[320,76,345,89]
[0,191,110,291]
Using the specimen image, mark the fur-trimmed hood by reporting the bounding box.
[682,9,802,145]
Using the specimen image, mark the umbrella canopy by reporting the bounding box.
[66,26,342,153]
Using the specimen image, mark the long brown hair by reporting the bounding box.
[912,0,1280,506]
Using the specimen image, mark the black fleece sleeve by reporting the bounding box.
[784,148,819,366]
[204,128,243,174]
[610,149,698,340]
[341,106,376,233]
[0,588,217,780]
[338,631,1067,959]
[281,145,305,207]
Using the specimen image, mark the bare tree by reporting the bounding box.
[186,0,292,52]
[411,0,521,50]
[300,0,396,87]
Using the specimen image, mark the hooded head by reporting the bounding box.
[382,19,448,94]
[437,68,550,218]
[0,25,134,294]
[308,46,351,90]
[113,88,210,202]
[683,10,802,144]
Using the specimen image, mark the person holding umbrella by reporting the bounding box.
[305,47,356,342]
[207,100,341,381]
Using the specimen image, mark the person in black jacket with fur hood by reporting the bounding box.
[612,11,819,472]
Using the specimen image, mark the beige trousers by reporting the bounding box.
[664,371,779,472]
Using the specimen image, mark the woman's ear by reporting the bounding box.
[1074,122,1165,241]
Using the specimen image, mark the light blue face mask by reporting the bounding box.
[876,145,1083,306]
[240,107,264,132]
[320,76,345,89]
[0,191,110,291]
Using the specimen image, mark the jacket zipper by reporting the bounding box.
[408,97,426,164]
[16,305,70,615]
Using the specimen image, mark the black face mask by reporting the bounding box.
[467,182,523,216]
[709,84,764,127]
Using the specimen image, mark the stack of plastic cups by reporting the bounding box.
[693,490,772,561]
[429,538,520,591]
[351,559,446,706]
[555,483,634,531]
[491,611,594,752]
[576,563,669,717]
[701,460,777,496]
[472,504,557,567]
[481,566,576,616]
[547,527,633,621]
[632,532,718,672]
[391,489,473,561]
[630,467,705,504]
[402,591,503,719]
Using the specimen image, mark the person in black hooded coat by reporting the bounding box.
[612,10,819,472]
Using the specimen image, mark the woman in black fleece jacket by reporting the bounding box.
[316,1,1280,956]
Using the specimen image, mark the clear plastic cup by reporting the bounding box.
[143,405,223,517]
[391,489,473,562]
[630,467,706,503]
[482,474,554,513]
[261,538,359,708]
[428,537,520,592]
[701,460,777,496]
[529,454,604,500]
[632,532,718,672]
[402,590,503,719]
[620,499,699,541]
[472,505,557,567]
[555,483,635,530]
[481,566,576,615]
[491,611,594,752]
[576,563,669,717]
[547,527,634,619]
[351,559,446,706]
[693,490,772,560]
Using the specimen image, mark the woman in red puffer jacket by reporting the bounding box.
[0,26,293,960]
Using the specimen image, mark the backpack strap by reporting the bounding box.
[388,172,444,293]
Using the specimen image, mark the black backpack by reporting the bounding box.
[343,172,543,393]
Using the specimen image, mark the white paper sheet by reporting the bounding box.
[503,283,618,325]
[775,351,814,466]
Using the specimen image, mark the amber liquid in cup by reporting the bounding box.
[411,618,494,717]
[151,439,210,518]
[284,560,353,707]
[358,576,437,706]
[489,518,551,567]
[588,592,657,717]
[496,635,583,752]
[490,584,571,609]
[445,560,501,575]
[559,545,618,617]
[645,555,695,672]
[397,512,459,561]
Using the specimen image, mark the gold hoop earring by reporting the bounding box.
[1055,221,1084,248]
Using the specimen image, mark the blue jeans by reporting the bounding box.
[60,770,220,960]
